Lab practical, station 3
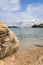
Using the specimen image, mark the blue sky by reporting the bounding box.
[0,0,43,26]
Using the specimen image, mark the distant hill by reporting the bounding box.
[8,23,43,28]
[32,23,43,28]
[8,26,19,28]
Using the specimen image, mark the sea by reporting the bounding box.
[10,28,43,49]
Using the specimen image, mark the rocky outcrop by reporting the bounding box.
[0,22,19,58]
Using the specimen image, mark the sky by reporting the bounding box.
[0,0,43,26]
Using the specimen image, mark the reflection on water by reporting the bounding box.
[10,28,43,47]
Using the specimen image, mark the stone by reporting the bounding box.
[0,22,19,58]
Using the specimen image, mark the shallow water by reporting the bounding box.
[10,28,43,48]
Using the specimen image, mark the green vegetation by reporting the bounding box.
[8,26,18,28]
[32,23,43,28]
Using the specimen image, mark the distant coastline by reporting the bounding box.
[8,23,43,28]
[8,26,19,28]
[32,23,43,28]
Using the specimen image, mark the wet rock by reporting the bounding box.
[0,22,19,58]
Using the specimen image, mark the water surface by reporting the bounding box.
[10,28,43,48]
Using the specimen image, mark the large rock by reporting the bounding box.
[0,22,19,58]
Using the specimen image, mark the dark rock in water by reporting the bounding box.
[0,22,19,58]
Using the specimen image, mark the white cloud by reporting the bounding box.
[0,0,20,12]
[20,4,43,23]
[27,4,43,18]
[0,3,43,26]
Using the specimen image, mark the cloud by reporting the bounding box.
[0,0,20,12]
[0,2,43,26]
[19,4,43,23]
[27,4,43,19]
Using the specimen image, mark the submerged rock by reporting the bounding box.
[0,22,19,58]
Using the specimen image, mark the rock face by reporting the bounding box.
[0,22,19,58]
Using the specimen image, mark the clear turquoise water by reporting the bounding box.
[10,28,43,48]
